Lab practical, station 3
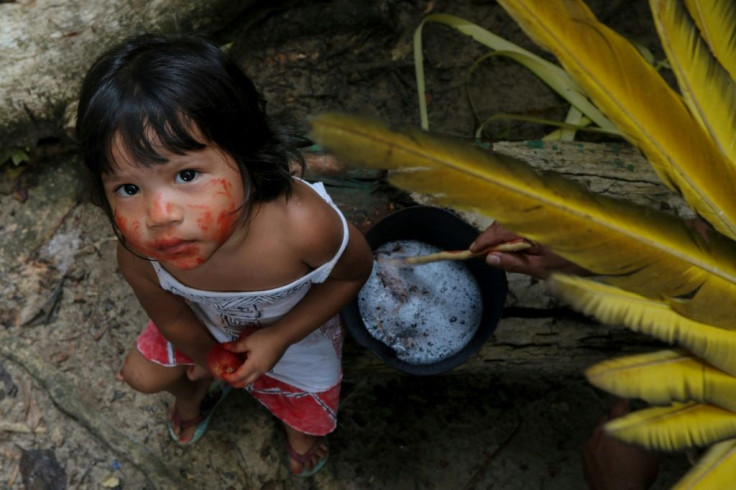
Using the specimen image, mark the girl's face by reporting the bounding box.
[102,136,246,270]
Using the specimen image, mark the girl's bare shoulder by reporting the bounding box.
[279,180,344,268]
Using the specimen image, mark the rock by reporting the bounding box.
[19,448,67,490]
[0,0,265,149]
[0,361,18,399]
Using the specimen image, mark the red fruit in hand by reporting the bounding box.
[207,344,246,380]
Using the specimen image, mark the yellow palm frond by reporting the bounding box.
[496,0,736,240]
[586,349,736,411]
[310,0,736,486]
[548,274,736,374]
[605,401,736,451]
[673,438,736,489]
[308,113,736,328]
[651,0,736,163]
[682,0,736,80]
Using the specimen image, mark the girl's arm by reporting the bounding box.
[117,243,217,366]
[226,207,373,388]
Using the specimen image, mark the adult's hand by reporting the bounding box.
[582,399,660,490]
[469,222,588,279]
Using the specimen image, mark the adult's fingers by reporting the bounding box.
[470,222,521,252]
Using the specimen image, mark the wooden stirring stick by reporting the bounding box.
[394,239,533,266]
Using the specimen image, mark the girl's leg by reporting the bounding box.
[120,347,211,443]
[246,372,339,475]
[283,424,329,475]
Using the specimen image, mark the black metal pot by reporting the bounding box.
[341,205,508,375]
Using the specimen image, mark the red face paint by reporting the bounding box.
[115,214,142,243]
[105,140,246,271]
[196,210,213,232]
[215,208,239,244]
[211,178,233,198]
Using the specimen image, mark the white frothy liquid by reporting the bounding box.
[358,240,483,365]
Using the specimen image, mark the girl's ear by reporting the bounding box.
[241,165,252,203]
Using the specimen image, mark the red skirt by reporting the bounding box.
[136,320,341,435]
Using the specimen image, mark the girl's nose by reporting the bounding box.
[147,193,183,227]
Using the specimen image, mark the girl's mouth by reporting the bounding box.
[153,239,197,255]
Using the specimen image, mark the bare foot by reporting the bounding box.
[284,424,328,475]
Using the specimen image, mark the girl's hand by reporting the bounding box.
[224,327,288,389]
[469,222,588,279]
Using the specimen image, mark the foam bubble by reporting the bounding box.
[358,240,483,365]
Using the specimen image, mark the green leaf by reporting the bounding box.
[10,148,29,166]
[0,147,30,167]
[413,13,618,134]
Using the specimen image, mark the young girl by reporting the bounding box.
[75,33,373,477]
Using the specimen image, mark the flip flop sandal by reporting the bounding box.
[285,435,329,478]
[168,380,232,447]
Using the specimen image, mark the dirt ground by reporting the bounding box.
[1,1,690,489]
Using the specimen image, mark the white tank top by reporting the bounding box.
[150,181,348,392]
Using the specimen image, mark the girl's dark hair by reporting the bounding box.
[76,33,306,228]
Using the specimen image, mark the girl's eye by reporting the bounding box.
[116,184,139,197]
[176,169,198,184]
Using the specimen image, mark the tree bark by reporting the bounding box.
[0,0,264,149]
[443,139,695,231]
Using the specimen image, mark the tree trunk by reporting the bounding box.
[0,0,264,149]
